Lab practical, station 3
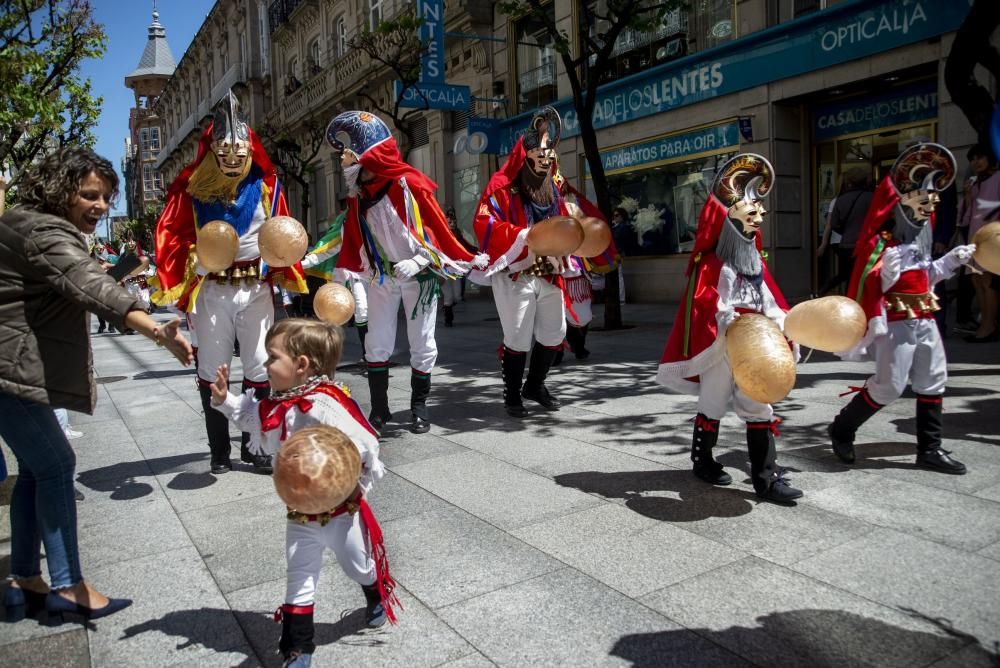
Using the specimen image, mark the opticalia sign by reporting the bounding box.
[499,0,968,154]
[396,81,471,111]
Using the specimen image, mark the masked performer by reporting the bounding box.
[828,143,976,474]
[474,107,582,417]
[151,91,307,474]
[327,111,485,434]
[657,154,802,504]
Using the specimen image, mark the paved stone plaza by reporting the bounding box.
[2,294,999,667]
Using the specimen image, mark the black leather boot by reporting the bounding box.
[829,389,882,464]
[915,394,966,474]
[691,414,731,485]
[522,342,561,410]
[361,583,387,628]
[240,380,273,474]
[443,305,454,327]
[277,603,315,666]
[367,363,392,430]
[357,322,368,365]
[747,420,802,504]
[567,324,590,359]
[501,346,528,418]
[198,382,232,474]
[410,369,431,434]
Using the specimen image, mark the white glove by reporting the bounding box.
[946,243,976,266]
[393,258,423,280]
[880,247,903,291]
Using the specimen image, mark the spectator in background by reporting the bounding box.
[957,144,1000,342]
[818,168,872,295]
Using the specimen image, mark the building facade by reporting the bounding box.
[153,0,272,186]
[123,9,176,221]
[491,0,984,302]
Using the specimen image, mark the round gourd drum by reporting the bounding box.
[259,215,308,267]
[526,216,584,257]
[196,221,239,273]
[574,216,612,258]
[314,283,356,326]
[725,313,796,404]
[273,425,361,514]
[972,221,1000,274]
[783,296,867,353]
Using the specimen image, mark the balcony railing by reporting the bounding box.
[268,0,302,33]
[519,60,556,94]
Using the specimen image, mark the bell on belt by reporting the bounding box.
[904,304,916,319]
[891,297,905,312]
[929,294,941,311]
[917,298,929,312]
[230,266,245,284]
[215,268,229,284]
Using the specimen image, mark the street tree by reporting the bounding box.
[944,0,1000,148]
[348,8,433,160]
[259,111,328,230]
[0,0,106,197]
[497,0,683,328]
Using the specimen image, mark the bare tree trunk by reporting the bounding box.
[945,0,1000,146]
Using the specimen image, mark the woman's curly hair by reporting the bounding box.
[18,147,119,217]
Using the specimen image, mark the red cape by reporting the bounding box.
[337,138,477,273]
[152,124,305,308]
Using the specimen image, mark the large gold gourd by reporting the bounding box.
[725,313,796,404]
[259,215,308,267]
[973,221,1000,274]
[783,296,867,353]
[314,283,356,326]
[196,221,239,273]
[526,216,585,257]
[273,426,361,514]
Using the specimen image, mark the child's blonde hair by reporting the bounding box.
[266,318,344,376]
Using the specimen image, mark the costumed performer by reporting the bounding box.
[209,319,395,668]
[473,107,580,417]
[326,111,486,434]
[151,90,308,475]
[828,143,976,474]
[656,153,803,504]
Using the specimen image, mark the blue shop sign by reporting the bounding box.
[396,81,471,111]
[416,0,445,84]
[586,122,740,175]
[500,0,968,153]
[814,80,937,141]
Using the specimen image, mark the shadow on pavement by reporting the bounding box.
[610,609,994,668]
[76,452,213,500]
[553,469,757,522]
[122,606,387,667]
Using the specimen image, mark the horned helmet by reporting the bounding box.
[889,143,956,225]
[211,90,251,178]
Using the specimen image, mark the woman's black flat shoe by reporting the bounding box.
[45,592,132,624]
[4,586,48,622]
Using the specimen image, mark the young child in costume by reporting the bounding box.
[828,143,977,474]
[657,154,802,504]
[209,319,396,668]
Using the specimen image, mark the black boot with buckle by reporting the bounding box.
[915,394,966,474]
[521,342,561,410]
[410,369,431,434]
[240,380,273,473]
[198,381,232,474]
[747,420,802,504]
[691,414,731,485]
[501,346,528,418]
[829,388,883,464]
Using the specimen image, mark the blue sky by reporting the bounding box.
[80,1,214,223]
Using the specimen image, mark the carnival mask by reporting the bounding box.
[728,193,768,238]
[898,189,940,224]
[889,143,955,225]
[211,90,251,178]
[521,106,562,184]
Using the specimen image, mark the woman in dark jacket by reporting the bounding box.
[0,147,193,623]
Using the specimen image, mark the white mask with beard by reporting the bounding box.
[344,164,362,197]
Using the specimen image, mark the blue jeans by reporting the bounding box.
[0,392,82,588]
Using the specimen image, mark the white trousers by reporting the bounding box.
[697,359,773,422]
[570,297,593,328]
[441,277,462,307]
[365,276,437,372]
[347,278,369,324]
[193,280,274,383]
[285,515,375,606]
[491,273,566,352]
[866,319,947,405]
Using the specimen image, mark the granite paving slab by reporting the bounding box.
[790,528,1000,649]
[0,628,90,668]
